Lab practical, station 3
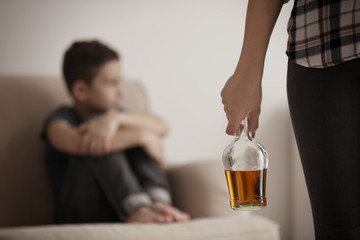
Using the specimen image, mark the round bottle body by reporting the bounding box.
[222,118,268,210]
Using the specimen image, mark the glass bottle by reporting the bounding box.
[222,117,268,210]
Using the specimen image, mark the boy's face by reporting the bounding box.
[81,60,123,112]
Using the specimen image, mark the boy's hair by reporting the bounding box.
[62,40,120,92]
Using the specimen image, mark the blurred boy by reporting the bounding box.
[41,40,189,223]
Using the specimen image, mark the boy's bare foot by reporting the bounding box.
[126,206,169,223]
[153,201,190,222]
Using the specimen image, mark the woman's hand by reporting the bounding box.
[221,66,262,136]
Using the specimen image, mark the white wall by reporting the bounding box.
[0,1,313,239]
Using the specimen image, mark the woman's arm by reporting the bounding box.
[221,0,284,135]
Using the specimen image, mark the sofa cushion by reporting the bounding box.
[167,160,250,219]
[0,215,279,240]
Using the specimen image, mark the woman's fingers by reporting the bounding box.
[226,118,241,135]
[225,106,260,137]
[225,107,247,135]
[248,108,260,138]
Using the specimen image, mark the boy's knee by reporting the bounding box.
[70,151,126,162]
[71,151,129,172]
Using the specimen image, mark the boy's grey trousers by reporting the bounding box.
[54,147,171,223]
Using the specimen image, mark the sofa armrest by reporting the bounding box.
[166,159,250,219]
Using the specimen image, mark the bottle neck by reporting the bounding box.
[236,117,253,141]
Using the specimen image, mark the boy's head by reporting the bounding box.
[63,40,122,112]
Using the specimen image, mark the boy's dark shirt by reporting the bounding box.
[41,106,83,201]
[41,106,124,201]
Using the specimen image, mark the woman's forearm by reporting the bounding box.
[235,0,284,77]
[220,0,284,135]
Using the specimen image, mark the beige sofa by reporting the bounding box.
[0,76,280,240]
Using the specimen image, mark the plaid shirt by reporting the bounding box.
[284,0,360,68]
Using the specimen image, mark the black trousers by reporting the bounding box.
[287,57,360,240]
[55,147,170,223]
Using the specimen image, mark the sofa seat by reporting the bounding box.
[0,76,280,240]
[0,215,279,240]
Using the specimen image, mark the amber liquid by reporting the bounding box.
[225,169,267,210]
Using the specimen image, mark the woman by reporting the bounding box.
[221,0,360,239]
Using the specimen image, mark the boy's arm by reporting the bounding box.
[47,120,143,155]
[78,110,169,138]
[76,110,168,155]
[46,120,164,165]
[119,112,169,137]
